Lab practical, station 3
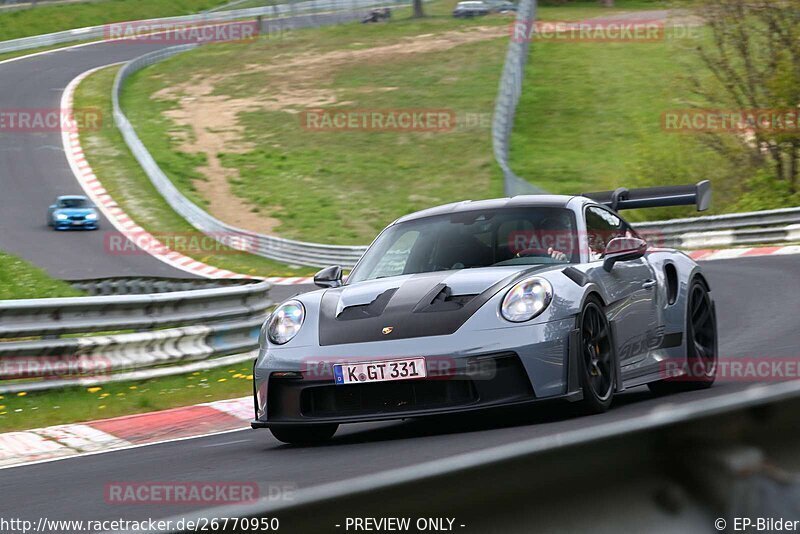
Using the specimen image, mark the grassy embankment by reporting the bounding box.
[0,0,229,42]
[0,252,83,300]
[111,0,670,248]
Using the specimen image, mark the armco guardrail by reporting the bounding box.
[0,280,271,393]
[69,276,256,295]
[0,279,271,338]
[634,206,800,249]
[0,317,263,394]
[492,0,542,197]
[157,380,800,533]
[113,45,369,269]
[0,0,402,55]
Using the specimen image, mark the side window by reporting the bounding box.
[585,206,624,260]
[371,231,419,279]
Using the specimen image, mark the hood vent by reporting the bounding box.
[413,284,477,313]
[336,288,397,321]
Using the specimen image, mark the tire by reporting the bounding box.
[269,424,338,445]
[648,278,717,395]
[577,296,616,414]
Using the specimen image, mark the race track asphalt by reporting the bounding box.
[0,254,797,527]
[0,12,347,281]
[0,40,192,279]
[1,14,798,532]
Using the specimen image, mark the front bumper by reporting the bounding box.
[54,220,98,230]
[252,323,583,427]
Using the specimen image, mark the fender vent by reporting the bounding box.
[665,264,678,305]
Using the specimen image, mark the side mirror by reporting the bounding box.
[314,265,343,288]
[603,237,647,272]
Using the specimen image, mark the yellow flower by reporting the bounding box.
[98,405,106,410]
[217,378,227,382]
[0,412,6,416]
[116,393,125,397]
[191,372,200,376]
[129,386,138,390]
[99,393,110,398]
[233,373,244,379]
[87,387,102,393]
[0,395,4,400]
[16,392,27,397]
[0,405,5,410]
[246,375,253,380]
[228,369,236,373]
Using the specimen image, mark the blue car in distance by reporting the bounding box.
[47,195,99,230]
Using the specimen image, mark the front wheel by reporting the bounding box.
[269,424,338,445]
[649,278,717,395]
[577,297,616,414]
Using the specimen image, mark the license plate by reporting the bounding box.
[71,221,84,225]
[333,358,426,385]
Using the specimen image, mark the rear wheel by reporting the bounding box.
[577,297,616,414]
[269,424,338,445]
[649,279,717,395]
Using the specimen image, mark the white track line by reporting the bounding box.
[61,66,242,279]
[60,65,317,284]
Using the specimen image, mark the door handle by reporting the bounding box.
[642,280,657,290]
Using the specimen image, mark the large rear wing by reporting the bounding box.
[581,181,711,212]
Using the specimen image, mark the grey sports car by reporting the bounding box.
[252,182,718,444]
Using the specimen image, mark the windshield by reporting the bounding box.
[58,198,90,209]
[348,207,578,284]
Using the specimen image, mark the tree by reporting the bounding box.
[690,0,800,193]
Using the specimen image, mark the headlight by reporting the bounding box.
[267,300,305,345]
[500,277,553,323]
[55,213,68,220]
[86,212,98,220]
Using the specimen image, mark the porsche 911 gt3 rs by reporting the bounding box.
[252,182,718,444]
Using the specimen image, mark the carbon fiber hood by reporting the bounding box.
[318,266,545,345]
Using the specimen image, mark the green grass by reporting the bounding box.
[74,65,314,276]
[120,1,512,245]
[509,19,763,221]
[0,0,231,42]
[0,365,253,432]
[0,252,83,300]
[114,0,691,245]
